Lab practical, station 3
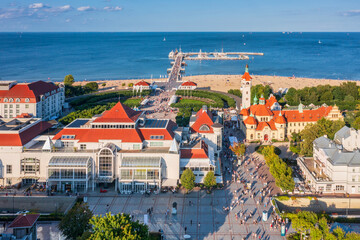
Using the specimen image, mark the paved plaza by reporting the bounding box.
[87,151,288,240]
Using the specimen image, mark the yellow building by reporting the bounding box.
[239,69,343,142]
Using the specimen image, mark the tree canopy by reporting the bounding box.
[299,118,345,156]
[261,146,294,192]
[58,202,93,240]
[284,82,360,111]
[251,84,272,104]
[181,169,195,193]
[204,171,217,189]
[229,142,246,158]
[64,74,75,86]
[84,82,99,92]
[287,211,360,240]
[89,213,149,240]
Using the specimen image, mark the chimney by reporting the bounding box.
[202,105,207,113]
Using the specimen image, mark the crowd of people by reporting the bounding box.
[220,119,287,239]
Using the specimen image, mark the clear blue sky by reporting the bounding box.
[0,0,359,32]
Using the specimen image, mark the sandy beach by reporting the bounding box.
[72,75,359,93]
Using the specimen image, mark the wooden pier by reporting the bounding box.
[166,49,263,82]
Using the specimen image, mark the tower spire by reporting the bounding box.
[245,64,249,73]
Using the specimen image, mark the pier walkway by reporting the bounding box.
[167,53,183,82]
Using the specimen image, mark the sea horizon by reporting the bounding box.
[1,32,359,82]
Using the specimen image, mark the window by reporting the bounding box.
[9,98,13,102]
[335,185,344,191]
[133,144,140,150]
[199,124,210,131]
[25,98,30,103]
[80,144,86,150]
[48,169,60,179]
[74,169,86,179]
[6,165,12,174]
[99,148,113,177]
[318,186,324,191]
[326,184,332,191]
[4,110,7,113]
[150,135,164,140]
[63,142,74,148]
[150,142,163,147]
[353,169,356,172]
[4,98,8,102]
[61,169,73,179]
[21,158,40,174]
[9,105,13,108]
[352,176,356,182]
[121,169,132,180]
[16,104,19,108]
[4,104,7,108]
[16,98,20,103]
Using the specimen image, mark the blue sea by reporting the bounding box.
[0,32,359,82]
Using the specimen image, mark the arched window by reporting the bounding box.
[98,148,114,178]
[250,134,253,140]
[4,98,8,102]
[25,98,30,102]
[199,124,210,131]
[16,98,20,102]
[9,98,13,102]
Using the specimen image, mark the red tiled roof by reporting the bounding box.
[274,113,286,124]
[266,95,278,108]
[53,128,143,143]
[180,149,208,159]
[240,108,249,116]
[267,120,277,130]
[274,106,333,123]
[181,81,197,86]
[93,102,142,123]
[0,81,60,103]
[190,109,214,133]
[0,121,52,146]
[249,104,273,116]
[139,129,174,140]
[243,116,257,125]
[241,72,252,81]
[8,214,40,229]
[134,80,150,86]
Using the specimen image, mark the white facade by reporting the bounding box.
[0,81,65,120]
[297,126,360,194]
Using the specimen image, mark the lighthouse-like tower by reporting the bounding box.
[240,64,252,109]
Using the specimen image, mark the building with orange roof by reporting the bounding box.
[239,93,343,141]
[178,80,197,90]
[240,64,252,109]
[133,80,151,93]
[239,65,343,142]
[0,80,65,120]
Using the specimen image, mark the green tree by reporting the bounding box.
[229,142,246,158]
[64,74,75,86]
[102,83,106,87]
[58,203,93,240]
[84,82,99,92]
[204,171,217,189]
[300,118,345,156]
[320,91,333,103]
[285,87,300,106]
[128,83,134,87]
[180,169,195,193]
[89,213,149,240]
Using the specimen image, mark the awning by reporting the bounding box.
[162,178,178,187]
[48,156,90,167]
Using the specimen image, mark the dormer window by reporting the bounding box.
[4,98,8,102]
[25,98,30,102]
[150,135,164,140]
[199,124,210,131]
[9,98,13,102]
[61,135,75,139]
[16,98,20,102]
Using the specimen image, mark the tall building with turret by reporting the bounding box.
[240,64,252,109]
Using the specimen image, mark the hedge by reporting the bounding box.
[175,90,236,108]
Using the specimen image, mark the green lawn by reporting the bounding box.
[179,99,208,105]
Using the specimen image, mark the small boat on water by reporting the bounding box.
[318,40,322,44]
[163,37,166,42]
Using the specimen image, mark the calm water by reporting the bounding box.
[0,32,359,82]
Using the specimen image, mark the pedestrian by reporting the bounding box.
[198,222,200,228]
[190,219,192,226]
[184,226,187,233]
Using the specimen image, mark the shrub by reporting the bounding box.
[255,145,281,155]
[277,196,290,201]
[128,83,134,87]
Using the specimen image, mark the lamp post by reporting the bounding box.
[12,192,15,214]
